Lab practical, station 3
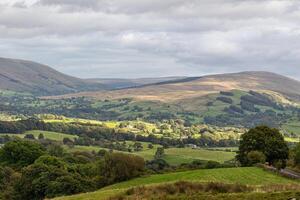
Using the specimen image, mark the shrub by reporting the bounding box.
[102,153,145,183]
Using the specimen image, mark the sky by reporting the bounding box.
[1,0,300,79]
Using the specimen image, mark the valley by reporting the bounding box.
[3,1,300,199]
[0,58,300,200]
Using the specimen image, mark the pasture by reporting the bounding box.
[54,167,300,200]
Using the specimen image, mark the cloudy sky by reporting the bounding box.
[1,0,300,79]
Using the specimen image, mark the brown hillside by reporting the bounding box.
[0,57,106,95]
[45,71,300,102]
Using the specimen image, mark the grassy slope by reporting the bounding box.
[116,191,300,200]
[0,130,78,141]
[50,71,300,103]
[54,167,299,200]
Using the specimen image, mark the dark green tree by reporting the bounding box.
[0,140,46,168]
[154,147,165,159]
[294,143,300,166]
[236,126,288,168]
[38,133,44,140]
[102,153,145,184]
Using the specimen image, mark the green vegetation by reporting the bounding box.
[0,140,146,200]
[108,181,300,200]
[282,120,300,137]
[0,87,298,129]
[0,85,299,200]
[163,148,235,165]
[237,126,289,169]
[65,145,236,165]
[54,167,299,200]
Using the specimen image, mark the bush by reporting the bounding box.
[146,159,170,172]
[205,161,221,169]
[102,153,145,183]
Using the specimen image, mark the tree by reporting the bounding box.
[0,166,20,200]
[47,144,65,157]
[236,126,288,169]
[15,163,93,200]
[0,140,46,168]
[146,159,169,172]
[133,142,143,151]
[246,151,266,165]
[24,134,35,140]
[155,147,165,159]
[38,133,44,140]
[102,153,145,184]
[63,137,73,145]
[294,143,300,166]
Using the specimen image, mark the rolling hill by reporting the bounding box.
[49,71,300,103]
[54,167,300,200]
[0,57,107,95]
[88,76,186,89]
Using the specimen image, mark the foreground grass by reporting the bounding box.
[54,167,299,200]
[109,181,300,200]
[116,191,300,200]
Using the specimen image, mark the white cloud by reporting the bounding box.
[0,0,300,79]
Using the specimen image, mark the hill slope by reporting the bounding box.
[0,57,107,95]
[54,167,299,200]
[52,71,300,102]
[88,76,186,89]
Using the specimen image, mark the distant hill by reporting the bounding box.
[52,71,300,103]
[0,57,107,95]
[88,76,186,89]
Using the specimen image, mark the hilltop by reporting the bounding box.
[88,76,186,89]
[50,71,300,103]
[0,57,107,95]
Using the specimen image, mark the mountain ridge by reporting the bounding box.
[0,57,107,95]
[47,71,300,103]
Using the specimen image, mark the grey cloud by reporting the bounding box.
[0,0,300,79]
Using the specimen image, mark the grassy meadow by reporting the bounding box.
[54,167,300,200]
[0,130,78,141]
[65,143,236,165]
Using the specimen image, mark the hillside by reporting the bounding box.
[54,167,299,200]
[0,57,107,95]
[50,71,300,102]
[88,76,186,89]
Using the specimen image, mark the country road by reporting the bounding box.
[280,168,300,179]
[263,165,300,179]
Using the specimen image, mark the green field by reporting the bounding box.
[163,148,236,165]
[0,130,78,141]
[65,144,236,165]
[54,167,300,200]
[282,120,300,136]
